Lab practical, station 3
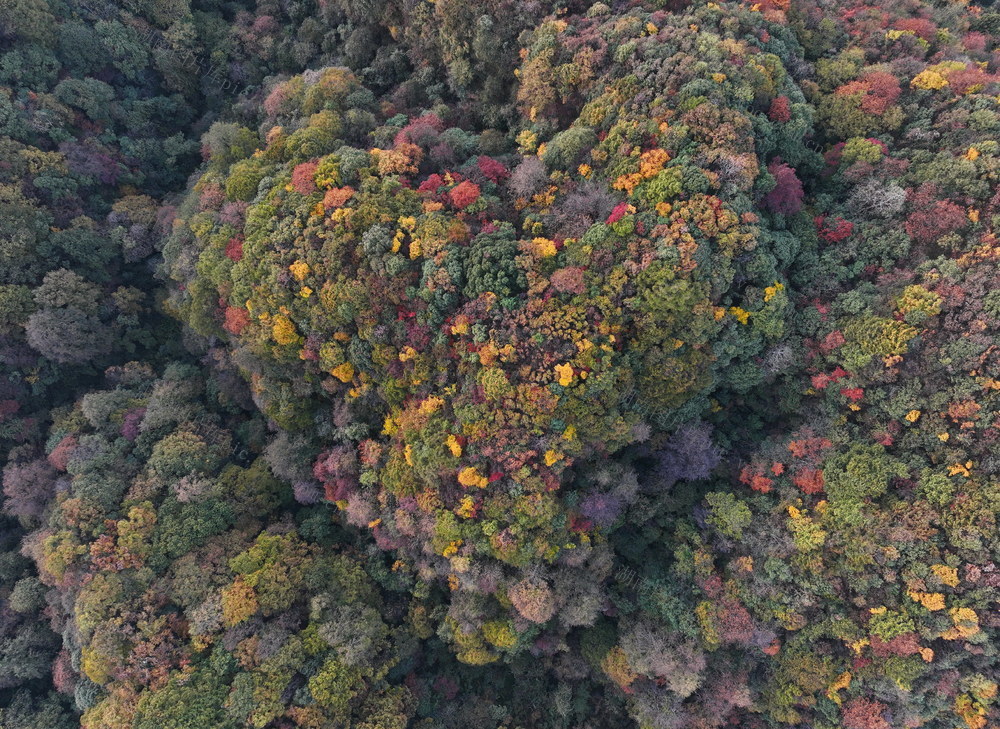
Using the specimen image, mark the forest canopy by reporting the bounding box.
[2,0,1000,728]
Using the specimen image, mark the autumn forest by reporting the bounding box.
[1,0,1000,728]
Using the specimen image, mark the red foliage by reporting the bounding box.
[739,466,773,493]
[892,17,937,42]
[947,66,996,96]
[314,445,359,502]
[448,180,481,209]
[768,95,791,123]
[121,407,145,442]
[218,201,247,227]
[763,161,803,215]
[820,330,846,354]
[263,82,294,118]
[607,202,629,224]
[419,173,446,193]
[477,155,509,183]
[812,367,848,390]
[198,183,225,211]
[840,387,864,401]
[870,632,922,657]
[2,459,56,519]
[905,184,967,246]
[841,698,890,729]
[717,598,756,646]
[792,469,825,495]
[815,215,854,243]
[394,113,445,148]
[836,72,901,115]
[549,266,586,295]
[52,650,76,695]
[225,237,244,262]
[323,187,355,208]
[964,32,987,52]
[223,306,251,335]
[48,435,77,471]
[291,160,319,195]
[787,434,833,459]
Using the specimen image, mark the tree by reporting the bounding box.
[763,161,804,215]
[2,458,56,520]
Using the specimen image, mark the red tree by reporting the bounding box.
[763,161,803,215]
[768,95,791,123]
[448,180,481,209]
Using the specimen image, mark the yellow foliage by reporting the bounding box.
[483,620,518,649]
[458,466,488,489]
[221,577,258,626]
[446,435,462,457]
[271,315,298,345]
[330,362,354,383]
[613,172,644,194]
[895,284,942,318]
[442,539,462,557]
[948,461,973,477]
[601,646,639,688]
[955,694,988,729]
[943,607,980,640]
[905,410,921,423]
[532,237,558,257]
[729,306,751,324]
[417,396,444,415]
[289,260,310,282]
[399,346,418,362]
[931,564,960,587]
[911,69,949,90]
[555,362,575,386]
[544,450,563,466]
[907,590,946,611]
[299,286,312,298]
[965,147,980,161]
[456,495,476,518]
[826,671,851,704]
[382,415,398,435]
[638,148,671,178]
[763,281,784,302]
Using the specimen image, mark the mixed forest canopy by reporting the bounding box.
[2,0,1000,728]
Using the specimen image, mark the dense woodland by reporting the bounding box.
[2,0,1000,727]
